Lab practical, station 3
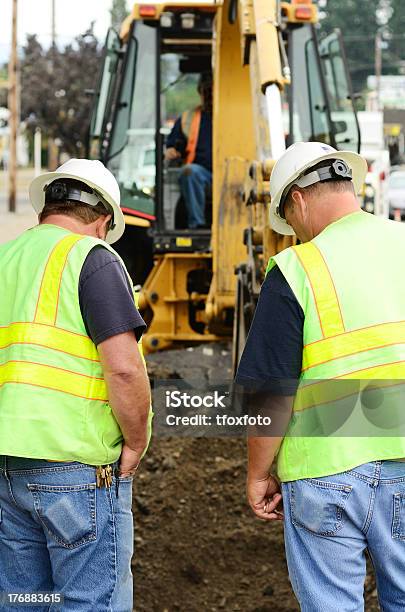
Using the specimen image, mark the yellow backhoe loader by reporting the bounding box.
[88,0,361,368]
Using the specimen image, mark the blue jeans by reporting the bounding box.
[282,461,405,611]
[178,163,212,228]
[0,456,134,612]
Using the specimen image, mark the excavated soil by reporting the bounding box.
[131,345,379,612]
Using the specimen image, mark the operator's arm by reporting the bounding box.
[165,116,186,160]
[98,332,150,472]
[235,265,303,520]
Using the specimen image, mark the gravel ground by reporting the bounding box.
[138,344,380,612]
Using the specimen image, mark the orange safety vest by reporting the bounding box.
[181,106,202,165]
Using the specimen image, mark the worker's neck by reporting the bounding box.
[314,194,361,236]
[39,215,96,239]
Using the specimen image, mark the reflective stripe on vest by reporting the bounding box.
[0,322,99,361]
[0,234,107,402]
[0,361,107,401]
[295,243,405,377]
[295,362,405,412]
[303,320,405,373]
[34,233,83,325]
[292,242,345,338]
[182,107,202,165]
[294,238,405,384]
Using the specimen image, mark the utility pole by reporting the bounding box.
[48,0,58,171]
[375,30,382,111]
[8,0,18,213]
[34,128,42,177]
[51,0,56,48]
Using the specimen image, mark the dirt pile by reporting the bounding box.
[132,345,379,611]
[132,437,379,612]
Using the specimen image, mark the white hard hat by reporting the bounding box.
[29,159,125,244]
[269,142,368,236]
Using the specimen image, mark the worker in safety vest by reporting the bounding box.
[236,142,405,611]
[165,72,212,228]
[0,159,152,611]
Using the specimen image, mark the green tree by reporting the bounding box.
[320,0,380,92]
[110,0,128,31]
[387,0,405,74]
[0,64,9,107]
[20,29,102,156]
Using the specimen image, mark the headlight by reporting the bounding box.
[365,186,374,198]
[181,13,195,28]
[365,202,374,213]
[161,12,174,28]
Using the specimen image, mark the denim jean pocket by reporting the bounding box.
[27,483,97,549]
[392,493,405,540]
[290,479,352,536]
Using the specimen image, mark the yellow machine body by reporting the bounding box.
[90,1,360,356]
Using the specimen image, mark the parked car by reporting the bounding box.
[388,171,405,221]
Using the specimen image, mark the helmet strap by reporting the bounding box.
[44,182,116,230]
[296,160,352,189]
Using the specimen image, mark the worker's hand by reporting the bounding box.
[118,442,144,478]
[165,147,181,161]
[247,474,284,521]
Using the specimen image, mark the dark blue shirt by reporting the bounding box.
[235,265,304,395]
[166,111,212,172]
[79,247,146,346]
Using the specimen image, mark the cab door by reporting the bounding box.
[105,21,156,223]
[88,28,122,160]
[319,29,361,153]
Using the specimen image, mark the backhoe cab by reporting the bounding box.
[88,0,360,356]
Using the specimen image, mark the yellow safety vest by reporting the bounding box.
[267,210,405,481]
[0,224,152,465]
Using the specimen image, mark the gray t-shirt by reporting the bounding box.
[78,246,146,346]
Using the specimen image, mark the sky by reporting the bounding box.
[0,0,113,63]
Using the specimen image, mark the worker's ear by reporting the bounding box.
[290,189,307,218]
[291,189,307,216]
[96,214,113,240]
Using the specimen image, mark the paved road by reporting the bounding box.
[0,168,38,244]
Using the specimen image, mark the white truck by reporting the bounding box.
[357,111,390,217]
